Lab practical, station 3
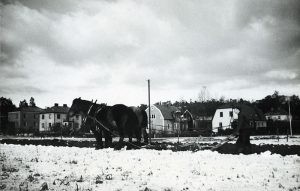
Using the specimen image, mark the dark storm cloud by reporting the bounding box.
[1,0,77,14]
[235,0,300,57]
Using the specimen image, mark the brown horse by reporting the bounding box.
[68,98,148,149]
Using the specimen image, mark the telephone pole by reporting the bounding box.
[287,97,292,136]
[148,79,151,144]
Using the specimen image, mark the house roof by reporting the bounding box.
[182,110,194,119]
[155,104,180,120]
[42,105,69,114]
[17,106,43,112]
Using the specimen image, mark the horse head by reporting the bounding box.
[68,98,88,118]
[68,98,100,131]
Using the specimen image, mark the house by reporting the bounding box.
[8,106,43,134]
[265,109,290,121]
[181,110,194,131]
[39,103,82,132]
[212,104,267,133]
[212,106,239,133]
[179,110,213,136]
[145,104,180,137]
[193,115,213,136]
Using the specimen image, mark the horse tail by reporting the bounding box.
[141,109,148,128]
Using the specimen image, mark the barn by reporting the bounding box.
[145,104,180,137]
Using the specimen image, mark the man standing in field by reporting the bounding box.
[235,107,255,154]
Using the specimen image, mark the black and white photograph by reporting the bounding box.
[0,0,300,190]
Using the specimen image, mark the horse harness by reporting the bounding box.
[82,101,112,134]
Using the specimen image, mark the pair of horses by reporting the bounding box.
[68,98,148,149]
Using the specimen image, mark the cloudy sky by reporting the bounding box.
[1,0,300,108]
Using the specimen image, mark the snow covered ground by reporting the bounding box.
[1,143,300,191]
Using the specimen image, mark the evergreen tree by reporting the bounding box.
[29,97,36,107]
[19,99,28,108]
[0,97,17,133]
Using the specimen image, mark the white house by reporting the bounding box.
[145,104,180,136]
[265,109,290,121]
[212,104,267,133]
[39,103,82,132]
[212,107,239,133]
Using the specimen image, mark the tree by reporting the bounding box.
[29,97,36,107]
[0,97,17,133]
[19,99,28,108]
[198,86,210,102]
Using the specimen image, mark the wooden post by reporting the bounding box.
[148,79,151,144]
[288,98,292,136]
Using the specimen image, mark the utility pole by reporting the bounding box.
[148,79,151,144]
[287,97,292,136]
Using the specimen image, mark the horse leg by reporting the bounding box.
[104,130,112,148]
[93,127,103,150]
[114,135,124,150]
[114,115,127,150]
[143,128,149,144]
[134,126,141,145]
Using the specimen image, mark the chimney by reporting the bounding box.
[54,103,59,107]
[63,104,67,107]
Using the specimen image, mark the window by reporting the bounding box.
[57,114,61,119]
[151,114,156,119]
[42,114,44,119]
[49,123,52,127]
[229,111,233,117]
[23,114,26,119]
[42,123,45,128]
[76,115,79,120]
[220,112,223,117]
[219,122,222,127]
[278,116,281,120]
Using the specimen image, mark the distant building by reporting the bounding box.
[145,104,180,136]
[8,106,43,133]
[39,103,82,132]
[265,109,290,121]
